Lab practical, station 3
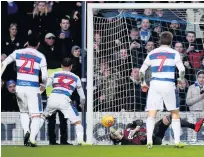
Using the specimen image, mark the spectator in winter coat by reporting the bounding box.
[186,70,204,111]
[70,45,81,77]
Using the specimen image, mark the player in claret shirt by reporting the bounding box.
[110,116,204,145]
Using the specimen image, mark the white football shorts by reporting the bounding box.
[45,93,80,123]
[16,92,43,114]
[145,80,179,111]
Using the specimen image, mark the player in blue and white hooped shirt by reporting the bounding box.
[1,35,48,147]
[139,31,185,149]
[44,58,87,145]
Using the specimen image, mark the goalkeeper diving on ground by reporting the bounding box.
[110,115,204,145]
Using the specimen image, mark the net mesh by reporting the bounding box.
[92,8,204,145]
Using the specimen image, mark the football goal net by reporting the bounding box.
[87,3,204,145]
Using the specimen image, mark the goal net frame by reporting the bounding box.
[87,3,204,144]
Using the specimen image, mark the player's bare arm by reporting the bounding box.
[139,54,150,91]
[39,56,48,93]
[1,52,15,76]
[76,79,86,106]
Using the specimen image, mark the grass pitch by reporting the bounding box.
[2,145,204,157]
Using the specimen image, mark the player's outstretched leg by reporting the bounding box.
[194,118,204,132]
[146,110,157,149]
[166,115,204,133]
[28,115,42,147]
[20,113,30,146]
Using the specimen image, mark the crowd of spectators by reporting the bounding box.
[1,1,82,109]
[1,0,204,145]
[1,1,204,143]
[1,1,83,145]
[93,1,204,112]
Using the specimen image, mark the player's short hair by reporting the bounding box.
[197,70,204,76]
[146,40,154,45]
[27,35,39,47]
[174,41,183,47]
[9,23,18,29]
[61,16,70,23]
[159,31,173,46]
[130,28,139,32]
[61,58,72,67]
[187,31,195,36]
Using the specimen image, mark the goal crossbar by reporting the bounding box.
[87,3,204,10]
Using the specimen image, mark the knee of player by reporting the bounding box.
[170,110,180,119]
[73,121,81,125]
[31,114,41,118]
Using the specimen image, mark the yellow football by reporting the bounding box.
[101,115,115,128]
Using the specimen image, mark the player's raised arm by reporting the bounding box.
[76,77,86,105]
[175,50,185,81]
[1,51,16,76]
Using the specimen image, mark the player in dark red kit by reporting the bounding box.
[110,115,204,145]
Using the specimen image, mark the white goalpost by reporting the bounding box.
[87,3,204,145]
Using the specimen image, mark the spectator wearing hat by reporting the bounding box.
[153,23,162,34]
[1,80,19,112]
[38,33,63,69]
[70,46,83,112]
[151,22,162,46]
[70,45,82,77]
[169,20,185,43]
